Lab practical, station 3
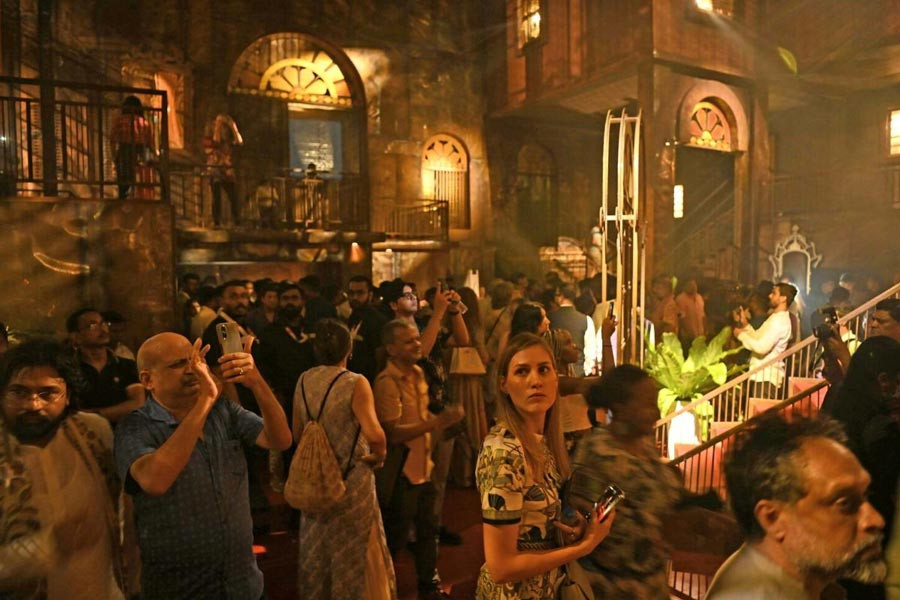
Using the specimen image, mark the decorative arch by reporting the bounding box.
[769,225,823,294]
[227,33,366,109]
[676,82,748,152]
[422,133,470,229]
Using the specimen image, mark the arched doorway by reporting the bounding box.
[226,32,368,191]
[515,143,556,247]
[673,98,739,279]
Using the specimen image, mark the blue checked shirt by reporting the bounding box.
[114,396,264,600]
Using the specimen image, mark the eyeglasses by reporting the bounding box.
[82,321,111,331]
[3,387,65,405]
[400,292,418,300]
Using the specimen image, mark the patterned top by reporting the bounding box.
[569,426,683,599]
[114,396,264,600]
[476,425,564,600]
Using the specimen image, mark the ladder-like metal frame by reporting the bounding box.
[600,108,646,366]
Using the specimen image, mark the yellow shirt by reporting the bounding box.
[373,360,433,484]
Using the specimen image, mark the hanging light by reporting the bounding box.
[694,0,714,12]
[673,184,684,219]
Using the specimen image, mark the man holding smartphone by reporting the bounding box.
[114,333,291,600]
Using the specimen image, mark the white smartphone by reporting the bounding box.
[216,322,243,355]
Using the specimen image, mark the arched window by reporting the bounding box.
[422,133,469,229]
[227,34,356,108]
[688,100,733,152]
[515,143,556,246]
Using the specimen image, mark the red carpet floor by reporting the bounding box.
[254,487,484,599]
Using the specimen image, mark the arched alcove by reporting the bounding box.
[421,133,470,229]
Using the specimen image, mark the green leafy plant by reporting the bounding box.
[645,327,745,439]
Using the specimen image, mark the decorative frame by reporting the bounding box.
[769,225,822,294]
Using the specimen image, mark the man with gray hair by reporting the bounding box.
[706,414,887,599]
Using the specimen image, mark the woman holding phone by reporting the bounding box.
[476,333,615,599]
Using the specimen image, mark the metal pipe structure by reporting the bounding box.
[600,108,646,366]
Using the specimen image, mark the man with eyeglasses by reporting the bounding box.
[66,308,144,423]
[0,338,130,598]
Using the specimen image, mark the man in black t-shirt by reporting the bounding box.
[347,275,389,384]
[66,308,143,422]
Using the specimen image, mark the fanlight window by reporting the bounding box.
[422,134,469,229]
[688,101,732,152]
[228,34,353,108]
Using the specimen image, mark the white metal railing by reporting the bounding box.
[654,282,900,457]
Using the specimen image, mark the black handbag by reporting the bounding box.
[374,443,410,508]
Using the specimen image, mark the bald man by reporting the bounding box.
[113,333,290,600]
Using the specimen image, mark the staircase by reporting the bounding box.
[666,380,829,600]
[659,281,900,600]
[655,281,900,459]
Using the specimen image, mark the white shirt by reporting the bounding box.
[737,310,792,386]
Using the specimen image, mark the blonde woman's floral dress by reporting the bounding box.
[476,425,564,599]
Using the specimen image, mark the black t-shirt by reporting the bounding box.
[347,305,389,384]
[256,321,315,404]
[77,350,139,410]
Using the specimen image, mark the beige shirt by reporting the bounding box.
[19,414,124,600]
[373,360,433,484]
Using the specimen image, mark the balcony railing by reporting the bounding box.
[170,166,368,232]
[0,76,168,201]
[372,200,449,242]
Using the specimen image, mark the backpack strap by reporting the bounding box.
[315,370,351,421]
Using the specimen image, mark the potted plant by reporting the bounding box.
[645,327,745,454]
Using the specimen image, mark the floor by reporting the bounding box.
[254,486,485,600]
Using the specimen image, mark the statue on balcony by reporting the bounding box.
[203,113,243,227]
[109,95,154,200]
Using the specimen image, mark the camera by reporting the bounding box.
[813,306,839,341]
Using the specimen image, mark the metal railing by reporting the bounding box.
[372,200,449,242]
[654,281,900,457]
[666,379,829,600]
[0,76,168,201]
[170,166,367,231]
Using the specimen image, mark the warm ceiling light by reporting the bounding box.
[694,0,714,12]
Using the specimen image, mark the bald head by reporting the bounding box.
[137,332,191,372]
[137,333,201,405]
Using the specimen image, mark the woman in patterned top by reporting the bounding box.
[568,364,684,599]
[476,333,615,599]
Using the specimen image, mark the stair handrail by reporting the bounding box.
[670,379,829,468]
[655,281,900,430]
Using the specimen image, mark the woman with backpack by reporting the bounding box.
[292,318,397,600]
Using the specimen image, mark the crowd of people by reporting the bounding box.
[0,265,898,600]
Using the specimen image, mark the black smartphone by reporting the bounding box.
[588,484,624,522]
[607,300,615,320]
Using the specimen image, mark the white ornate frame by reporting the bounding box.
[769,225,822,294]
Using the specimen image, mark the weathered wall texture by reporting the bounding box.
[0,200,175,344]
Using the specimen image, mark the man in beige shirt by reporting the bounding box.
[374,320,462,600]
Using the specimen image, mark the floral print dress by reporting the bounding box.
[476,425,564,600]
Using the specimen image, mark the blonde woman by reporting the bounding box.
[476,333,614,599]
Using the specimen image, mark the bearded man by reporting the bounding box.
[707,415,887,599]
[0,339,127,599]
